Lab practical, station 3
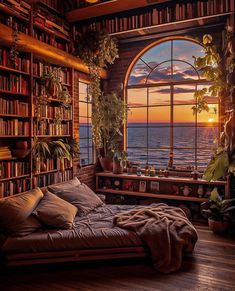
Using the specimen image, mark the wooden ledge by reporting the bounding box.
[0,24,108,79]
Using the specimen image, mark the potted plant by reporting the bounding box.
[92,92,127,172]
[50,139,72,172]
[201,198,235,234]
[31,138,51,173]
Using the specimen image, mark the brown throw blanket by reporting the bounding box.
[114,203,198,273]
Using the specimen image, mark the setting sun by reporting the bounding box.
[208,118,214,123]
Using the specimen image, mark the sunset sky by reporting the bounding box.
[127,39,218,124]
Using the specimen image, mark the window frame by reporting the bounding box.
[78,79,94,166]
[124,37,220,170]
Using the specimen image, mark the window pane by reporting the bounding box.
[148,86,170,106]
[128,127,147,148]
[173,149,195,168]
[88,147,93,164]
[174,105,195,123]
[87,103,92,117]
[80,126,89,139]
[148,148,170,168]
[197,104,218,123]
[174,126,196,148]
[128,107,147,124]
[79,102,88,117]
[173,40,204,66]
[127,148,147,166]
[80,156,88,166]
[197,149,214,169]
[142,41,171,67]
[127,88,147,107]
[173,84,196,105]
[148,127,170,148]
[128,59,151,85]
[197,126,218,149]
[149,106,170,123]
[80,139,88,148]
[173,61,199,81]
[147,61,171,84]
[79,82,88,101]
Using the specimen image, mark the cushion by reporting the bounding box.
[33,191,77,229]
[47,177,81,194]
[56,183,103,216]
[0,188,43,237]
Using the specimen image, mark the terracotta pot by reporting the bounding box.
[113,160,123,174]
[99,156,113,172]
[16,141,28,149]
[208,218,229,234]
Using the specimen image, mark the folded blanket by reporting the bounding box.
[114,203,198,273]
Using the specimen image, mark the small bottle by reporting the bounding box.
[144,162,149,176]
[136,165,142,176]
[149,166,156,177]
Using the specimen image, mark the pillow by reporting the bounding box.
[47,177,81,194]
[33,191,77,229]
[56,183,103,216]
[0,188,43,237]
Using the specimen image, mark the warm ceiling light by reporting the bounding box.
[85,0,99,3]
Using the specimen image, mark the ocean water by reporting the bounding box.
[127,123,218,169]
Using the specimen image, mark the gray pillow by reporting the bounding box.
[33,191,77,229]
[56,183,103,216]
[48,177,81,194]
[0,188,43,237]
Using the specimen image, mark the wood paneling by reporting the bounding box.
[0,24,108,79]
[1,224,235,290]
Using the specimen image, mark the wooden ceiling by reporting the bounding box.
[66,0,170,22]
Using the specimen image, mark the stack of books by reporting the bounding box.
[0,146,12,160]
[0,0,31,19]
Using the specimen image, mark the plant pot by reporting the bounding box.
[99,156,113,172]
[208,218,229,234]
[16,141,28,149]
[113,160,123,174]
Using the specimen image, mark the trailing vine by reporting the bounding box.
[9,25,20,68]
[75,30,119,151]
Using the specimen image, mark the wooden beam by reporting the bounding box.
[0,24,108,79]
[66,0,171,22]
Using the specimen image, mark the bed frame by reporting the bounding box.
[2,246,148,266]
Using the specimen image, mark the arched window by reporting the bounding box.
[125,38,219,170]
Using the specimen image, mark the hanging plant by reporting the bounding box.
[75,30,119,153]
[9,25,20,68]
[192,34,232,114]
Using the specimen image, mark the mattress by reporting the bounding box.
[1,205,144,255]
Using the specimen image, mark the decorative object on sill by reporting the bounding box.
[112,150,127,174]
[136,165,142,176]
[158,169,164,177]
[9,25,20,68]
[201,198,235,234]
[163,169,169,178]
[191,168,200,180]
[181,185,192,197]
[197,185,204,198]
[144,162,149,176]
[149,166,156,177]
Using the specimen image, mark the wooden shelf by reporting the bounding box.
[0,3,30,22]
[0,114,30,119]
[0,65,30,76]
[33,117,72,122]
[33,167,72,176]
[0,90,29,96]
[96,188,208,203]
[33,23,70,42]
[0,174,30,182]
[0,157,17,161]
[66,0,171,22]
[0,24,108,79]
[35,135,71,138]
[0,136,29,138]
[95,172,227,185]
[110,12,232,41]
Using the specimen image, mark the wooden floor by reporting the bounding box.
[0,224,235,291]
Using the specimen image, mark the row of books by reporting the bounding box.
[34,4,70,37]
[0,97,29,116]
[39,0,64,13]
[33,169,72,188]
[0,14,29,34]
[78,0,234,34]
[34,121,70,136]
[0,146,12,159]
[0,119,30,136]
[34,158,72,173]
[0,178,30,197]
[33,63,70,84]
[33,29,70,52]
[0,0,31,19]
[0,74,29,94]
[0,47,30,73]
[36,104,72,120]
[0,161,29,179]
